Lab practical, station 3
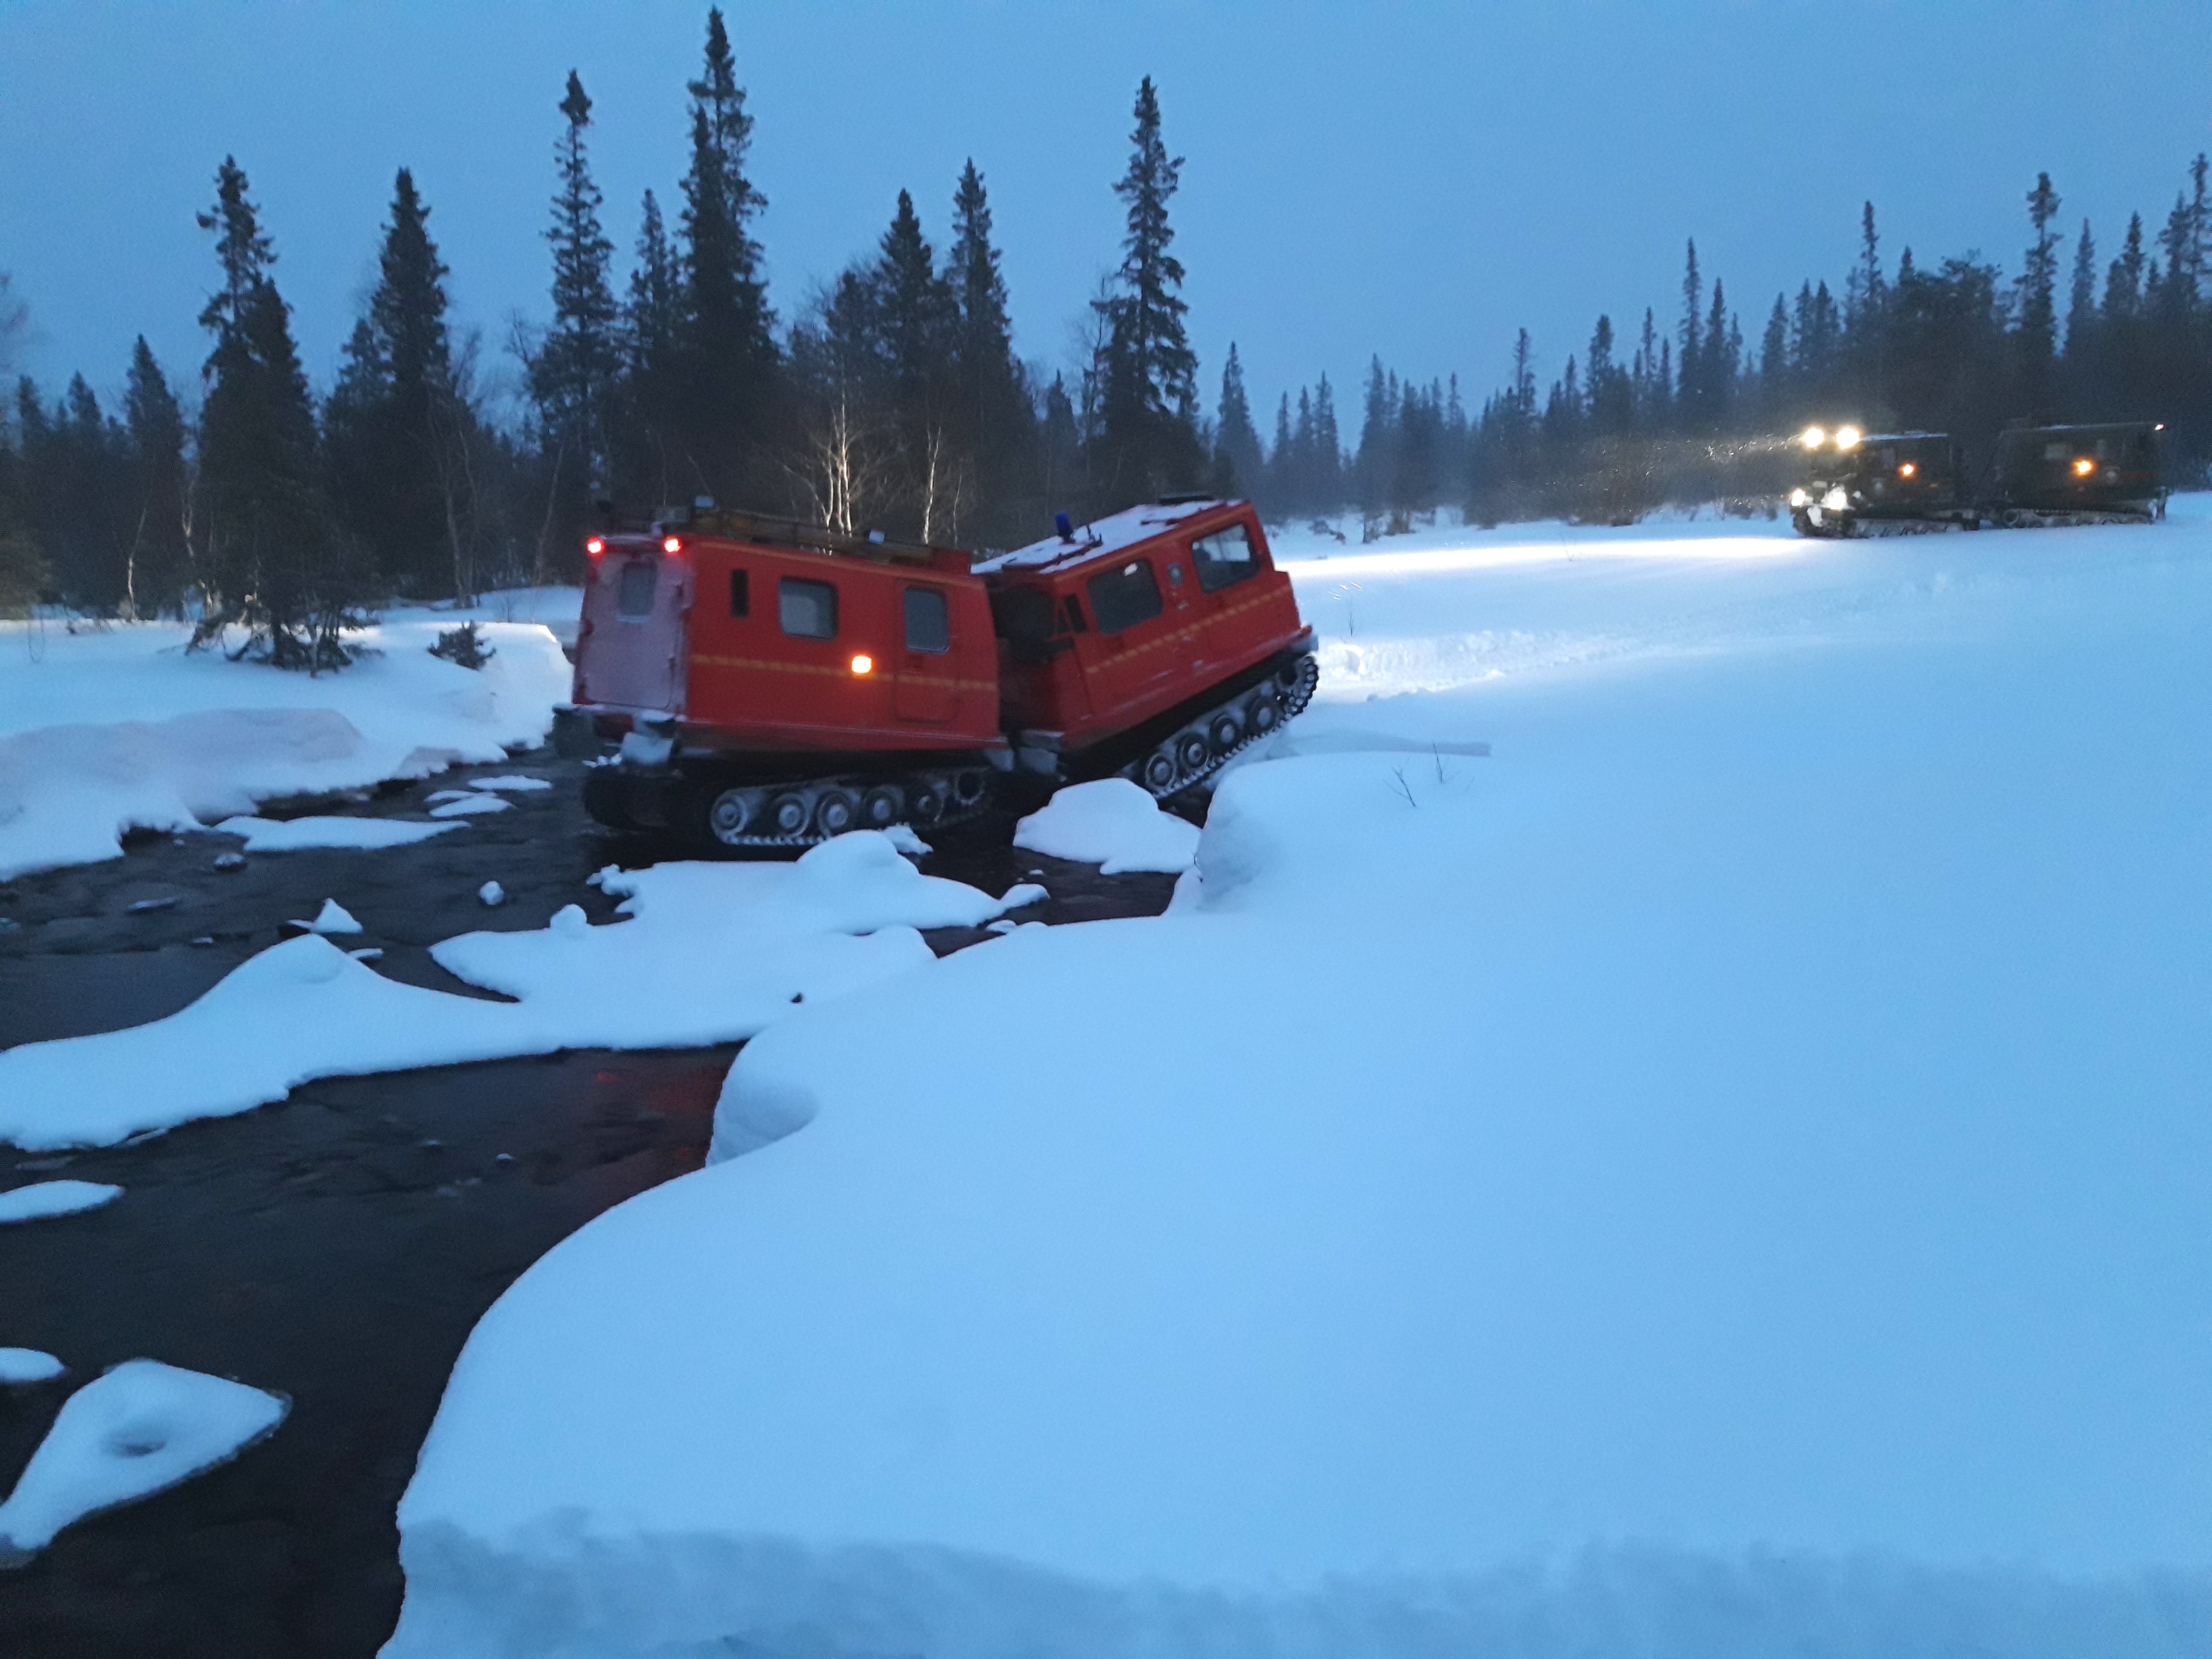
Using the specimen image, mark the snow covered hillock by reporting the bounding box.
[384,511,2212,1657]
[0,612,571,878]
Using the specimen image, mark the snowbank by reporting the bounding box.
[0,615,569,878]
[0,833,1033,1150]
[387,513,2212,1657]
[0,1180,122,1223]
[1011,778,1198,873]
[0,1359,287,1564]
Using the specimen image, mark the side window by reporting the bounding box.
[617,560,658,619]
[1086,560,1165,633]
[903,586,950,653]
[729,568,750,618]
[1190,525,1259,593]
[779,577,837,639]
[2042,440,2067,462]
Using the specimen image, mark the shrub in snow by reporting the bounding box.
[0,1359,288,1564]
[429,621,496,670]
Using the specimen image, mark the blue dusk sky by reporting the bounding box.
[2,0,2208,423]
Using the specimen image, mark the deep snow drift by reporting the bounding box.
[387,506,2212,1658]
[0,611,570,878]
[0,833,1037,1150]
[0,1359,288,1564]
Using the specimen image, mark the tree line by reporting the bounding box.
[0,10,1214,657]
[3,12,2207,646]
[1291,164,2212,535]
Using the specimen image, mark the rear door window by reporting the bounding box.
[729,569,750,617]
[1190,525,1259,593]
[1086,559,1164,634]
[903,587,950,653]
[779,577,838,639]
[617,560,658,618]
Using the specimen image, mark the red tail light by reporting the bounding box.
[586,537,605,556]
[662,535,683,554]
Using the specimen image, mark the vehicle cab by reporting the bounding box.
[974,497,1313,771]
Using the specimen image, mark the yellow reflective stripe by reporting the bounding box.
[689,654,994,693]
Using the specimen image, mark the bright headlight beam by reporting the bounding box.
[1835,426,1862,449]
[1800,426,1826,449]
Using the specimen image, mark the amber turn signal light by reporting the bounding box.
[850,654,874,675]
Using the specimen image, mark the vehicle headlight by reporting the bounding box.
[1821,486,1850,512]
[1800,425,1827,449]
[1835,426,1862,449]
[1788,487,1811,508]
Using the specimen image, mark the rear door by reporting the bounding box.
[582,550,691,713]
[894,581,957,723]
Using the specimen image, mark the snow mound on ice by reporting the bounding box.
[216,815,462,852]
[0,833,1034,1150]
[430,794,510,817]
[0,1350,63,1385]
[0,1359,287,1564]
[296,898,362,936]
[0,1180,123,1223]
[0,616,568,878]
[389,515,2212,1656]
[467,774,550,792]
[1012,778,1198,873]
[477,880,505,907]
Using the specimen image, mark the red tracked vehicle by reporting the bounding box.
[557,497,1317,848]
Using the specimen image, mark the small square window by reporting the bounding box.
[616,561,658,618]
[730,568,750,618]
[1191,525,1260,592]
[903,586,950,653]
[779,577,838,639]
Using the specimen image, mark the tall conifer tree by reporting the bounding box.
[533,71,619,520]
[1092,76,1202,502]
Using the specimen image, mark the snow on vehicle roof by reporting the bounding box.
[974,499,1234,576]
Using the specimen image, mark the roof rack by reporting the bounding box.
[612,502,961,566]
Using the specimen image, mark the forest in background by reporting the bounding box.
[0,6,2207,660]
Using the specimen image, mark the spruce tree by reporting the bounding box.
[325,167,472,596]
[946,159,1035,539]
[2016,171,2063,415]
[675,5,776,500]
[1312,373,1341,506]
[1212,343,1263,496]
[193,157,352,667]
[873,189,961,536]
[123,337,191,614]
[2104,212,2146,319]
[533,71,619,527]
[1677,240,1702,430]
[1092,76,1202,503]
[622,189,683,502]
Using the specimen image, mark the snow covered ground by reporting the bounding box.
[0,604,573,879]
[386,502,2212,1657]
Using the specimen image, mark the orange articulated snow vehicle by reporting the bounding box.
[557,496,1317,848]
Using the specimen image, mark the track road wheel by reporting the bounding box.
[909,783,943,823]
[1247,693,1281,737]
[860,785,903,829]
[1175,731,1211,778]
[766,792,810,838]
[708,788,753,845]
[1141,747,1179,793]
[815,789,858,837]
[952,769,988,808]
[1207,711,1242,757]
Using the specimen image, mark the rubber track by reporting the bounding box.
[1124,652,1320,800]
